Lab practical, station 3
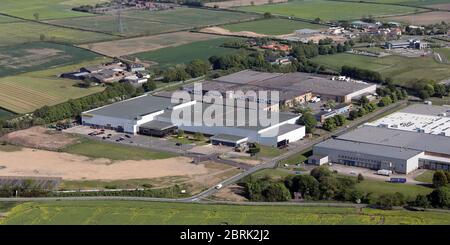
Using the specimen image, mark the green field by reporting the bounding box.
[0,20,116,46]
[133,37,240,67]
[238,0,422,21]
[340,0,450,6]
[311,53,450,87]
[0,58,107,113]
[0,0,101,20]
[0,42,100,77]
[222,18,326,35]
[355,179,433,200]
[2,201,450,224]
[414,170,435,183]
[0,109,16,120]
[63,138,176,161]
[46,8,259,37]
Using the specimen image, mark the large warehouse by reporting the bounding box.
[81,94,305,147]
[184,70,376,106]
[310,104,450,174]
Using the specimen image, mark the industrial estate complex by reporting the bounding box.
[311,104,450,173]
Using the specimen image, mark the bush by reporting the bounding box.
[357,173,364,183]
[376,192,405,209]
[310,165,332,180]
[427,187,450,208]
[433,170,448,188]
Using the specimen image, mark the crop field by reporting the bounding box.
[380,11,450,25]
[311,53,450,87]
[78,32,222,57]
[2,201,450,224]
[238,0,422,21]
[0,42,100,77]
[222,18,326,35]
[0,20,117,47]
[132,37,241,67]
[0,0,100,20]
[46,8,260,37]
[0,58,107,113]
[340,0,450,6]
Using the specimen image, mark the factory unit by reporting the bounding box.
[184,70,376,106]
[310,125,450,174]
[81,94,305,147]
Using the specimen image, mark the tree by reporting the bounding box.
[310,165,332,181]
[433,170,448,188]
[39,33,46,41]
[334,115,346,127]
[290,175,320,200]
[263,183,291,202]
[322,117,337,131]
[143,80,157,92]
[427,187,450,208]
[434,84,447,97]
[357,107,367,117]
[349,110,359,120]
[263,12,272,19]
[318,176,339,200]
[413,194,430,208]
[185,59,209,78]
[33,12,40,21]
[357,173,364,183]
[359,96,369,106]
[296,112,317,134]
[377,192,405,209]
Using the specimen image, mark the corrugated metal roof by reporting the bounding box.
[337,126,450,155]
[315,138,422,160]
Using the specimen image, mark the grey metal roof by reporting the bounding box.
[337,126,450,155]
[214,69,282,84]
[156,102,299,131]
[260,123,304,137]
[315,138,422,160]
[210,134,247,143]
[83,95,179,120]
[400,104,450,117]
[139,120,175,131]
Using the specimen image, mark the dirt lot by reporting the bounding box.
[199,26,267,38]
[78,31,221,57]
[0,127,76,150]
[383,11,450,25]
[427,3,450,10]
[204,0,287,8]
[0,148,209,180]
[212,184,247,202]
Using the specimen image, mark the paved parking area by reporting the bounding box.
[328,164,425,184]
[64,126,196,154]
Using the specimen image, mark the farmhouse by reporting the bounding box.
[81,94,305,147]
[309,104,450,173]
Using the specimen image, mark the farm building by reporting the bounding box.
[385,39,427,50]
[310,104,450,173]
[81,94,305,147]
[187,70,375,105]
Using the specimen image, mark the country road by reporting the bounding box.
[0,100,407,203]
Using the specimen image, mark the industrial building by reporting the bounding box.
[184,70,376,110]
[309,104,450,174]
[81,94,305,147]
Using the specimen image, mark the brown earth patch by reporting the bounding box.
[0,126,76,150]
[199,26,268,38]
[0,148,208,180]
[381,11,450,25]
